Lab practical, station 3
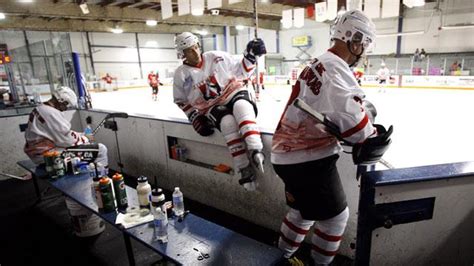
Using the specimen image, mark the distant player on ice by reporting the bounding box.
[172,32,267,191]
[376,62,390,93]
[148,70,163,101]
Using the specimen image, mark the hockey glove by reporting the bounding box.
[191,115,215,137]
[243,38,267,64]
[352,124,393,165]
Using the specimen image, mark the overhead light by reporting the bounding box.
[441,24,474,30]
[377,30,424,37]
[403,0,425,8]
[18,0,34,3]
[79,3,90,14]
[146,20,157,26]
[111,25,123,34]
[235,25,245,30]
[194,29,208,36]
[0,13,5,20]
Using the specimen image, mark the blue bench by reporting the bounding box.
[17,159,283,265]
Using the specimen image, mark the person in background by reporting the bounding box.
[173,32,267,191]
[251,71,266,96]
[271,10,391,265]
[414,48,421,62]
[420,48,427,61]
[148,70,161,101]
[102,73,114,91]
[376,62,390,93]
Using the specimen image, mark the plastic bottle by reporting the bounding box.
[172,187,185,217]
[88,163,97,179]
[99,177,116,212]
[92,176,103,209]
[112,173,128,209]
[153,207,168,243]
[84,116,94,142]
[137,176,152,209]
[151,188,166,215]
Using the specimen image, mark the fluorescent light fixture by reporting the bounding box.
[18,0,34,3]
[111,27,123,34]
[235,25,245,30]
[0,13,5,20]
[377,30,424,37]
[194,29,208,36]
[146,20,157,26]
[79,3,90,14]
[403,0,425,8]
[441,24,474,30]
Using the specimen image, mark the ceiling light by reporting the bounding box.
[111,26,123,34]
[146,20,157,26]
[79,3,90,14]
[18,0,34,3]
[194,30,208,36]
[0,13,5,20]
[377,30,424,37]
[441,24,474,30]
[235,25,245,30]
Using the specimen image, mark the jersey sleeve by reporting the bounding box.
[42,110,87,147]
[221,51,255,80]
[324,69,376,144]
[173,68,198,120]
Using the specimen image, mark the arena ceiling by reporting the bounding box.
[0,0,328,34]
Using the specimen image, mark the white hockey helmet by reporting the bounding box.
[381,62,386,67]
[174,32,200,59]
[331,10,376,51]
[53,86,78,108]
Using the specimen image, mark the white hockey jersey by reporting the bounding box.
[271,51,377,165]
[173,51,255,117]
[24,104,88,164]
[377,67,390,80]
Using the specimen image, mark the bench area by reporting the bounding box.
[17,159,283,265]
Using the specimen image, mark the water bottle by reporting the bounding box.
[137,176,152,209]
[172,187,184,217]
[153,207,168,243]
[84,124,94,142]
[88,163,96,179]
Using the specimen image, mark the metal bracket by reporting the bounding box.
[104,120,118,131]
[372,197,435,229]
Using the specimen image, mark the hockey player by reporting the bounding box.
[24,86,108,166]
[173,32,266,191]
[148,70,161,101]
[376,62,390,92]
[271,10,391,265]
[24,86,108,237]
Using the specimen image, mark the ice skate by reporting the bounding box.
[251,150,265,174]
[238,164,257,191]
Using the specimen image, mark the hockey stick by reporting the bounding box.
[293,98,394,169]
[253,0,260,98]
[92,112,129,135]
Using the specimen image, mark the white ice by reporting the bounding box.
[90,85,474,170]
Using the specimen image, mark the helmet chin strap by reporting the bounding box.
[347,41,364,68]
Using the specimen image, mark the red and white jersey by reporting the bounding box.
[148,73,159,87]
[271,51,377,165]
[377,67,390,80]
[173,51,255,117]
[24,104,89,163]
